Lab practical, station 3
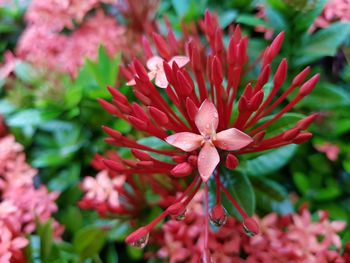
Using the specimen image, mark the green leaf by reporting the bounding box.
[0,99,16,115]
[218,10,238,28]
[14,62,38,84]
[26,235,42,263]
[73,226,107,259]
[293,172,310,194]
[171,0,189,17]
[36,219,54,261]
[7,109,44,127]
[106,244,118,263]
[293,0,327,33]
[295,22,350,66]
[245,144,298,177]
[250,177,287,202]
[47,164,80,192]
[298,83,350,109]
[255,113,305,138]
[235,14,268,27]
[218,169,255,219]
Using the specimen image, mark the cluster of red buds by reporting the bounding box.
[98,10,319,258]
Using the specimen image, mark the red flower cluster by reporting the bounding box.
[98,10,319,256]
[0,135,62,262]
[156,191,346,263]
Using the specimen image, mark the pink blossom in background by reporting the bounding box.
[313,0,350,30]
[59,10,127,77]
[315,142,340,161]
[13,0,128,78]
[25,0,117,31]
[157,191,346,263]
[0,135,62,262]
[81,170,126,210]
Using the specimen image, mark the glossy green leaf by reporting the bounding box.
[255,113,305,138]
[73,226,107,259]
[219,168,255,219]
[245,144,298,177]
[295,22,350,66]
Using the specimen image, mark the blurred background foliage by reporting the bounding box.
[1,0,350,262]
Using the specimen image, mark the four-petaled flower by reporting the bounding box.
[127,55,189,88]
[165,100,253,182]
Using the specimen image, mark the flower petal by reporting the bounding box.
[146,56,163,71]
[195,100,219,136]
[155,70,168,88]
[169,56,190,68]
[165,132,202,152]
[215,128,253,151]
[198,142,219,182]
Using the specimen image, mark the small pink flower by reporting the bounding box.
[315,142,340,161]
[165,100,253,181]
[81,170,125,208]
[127,55,189,88]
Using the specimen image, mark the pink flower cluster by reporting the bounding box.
[157,192,346,263]
[0,135,62,263]
[313,0,350,29]
[14,0,127,77]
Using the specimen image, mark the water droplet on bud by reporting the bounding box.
[209,205,228,227]
[242,218,259,237]
[131,233,149,248]
[171,209,187,221]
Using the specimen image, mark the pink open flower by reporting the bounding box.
[165,100,253,182]
[127,55,189,88]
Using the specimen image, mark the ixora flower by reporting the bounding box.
[98,11,319,257]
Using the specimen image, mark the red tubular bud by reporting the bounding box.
[299,74,320,96]
[190,44,202,71]
[214,29,224,54]
[292,66,310,86]
[142,36,153,59]
[212,56,223,85]
[268,32,284,59]
[125,226,149,245]
[204,10,215,37]
[152,33,171,59]
[97,99,119,115]
[148,106,169,125]
[292,132,313,144]
[131,149,152,161]
[114,100,131,114]
[273,59,288,89]
[227,36,236,65]
[296,113,318,130]
[103,159,125,172]
[163,61,174,85]
[253,130,266,144]
[255,64,270,91]
[226,154,239,170]
[238,96,249,112]
[137,161,154,167]
[107,86,128,104]
[170,162,193,177]
[128,116,148,130]
[249,91,264,111]
[133,59,149,81]
[186,97,198,121]
[172,155,187,163]
[243,217,259,236]
[132,103,149,122]
[166,202,186,216]
[282,127,301,141]
[233,25,242,44]
[102,126,122,139]
[177,71,193,96]
[134,90,151,105]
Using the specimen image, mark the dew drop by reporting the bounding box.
[243,222,256,237]
[209,207,228,227]
[130,233,149,248]
[172,209,187,221]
